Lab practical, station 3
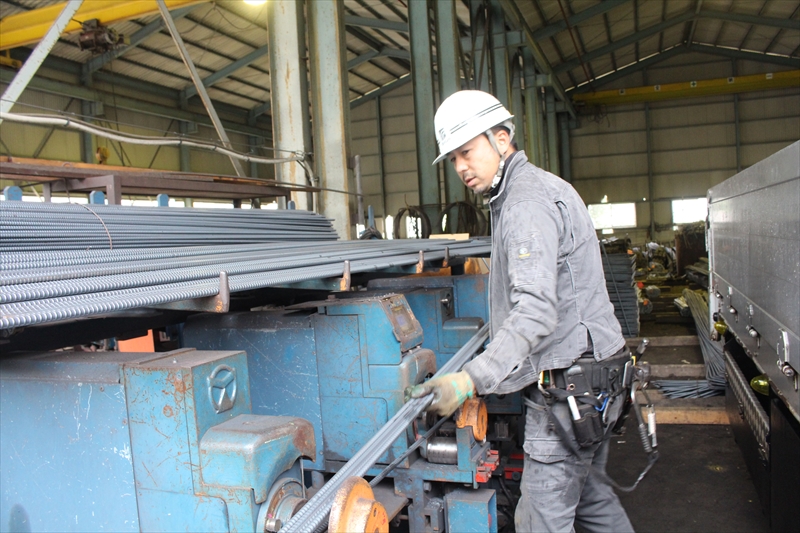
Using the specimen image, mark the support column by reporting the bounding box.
[80,100,95,164]
[522,49,542,167]
[732,60,742,173]
[409,0,441,226]
[248,136,260,178]
[469,0,491,92]
[309,0,352,239]
[559,114,571,182]
[434,0,464,205]
[510,52,524,153]
[545,87,559,175]
[179,121,192,172]
[489,0,511,107]
[376,97,388,219]
[645,101,655,239]
[267,0,311,210]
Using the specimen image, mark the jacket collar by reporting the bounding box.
[488,150,529,204]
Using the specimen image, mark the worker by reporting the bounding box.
[409,90,634,532]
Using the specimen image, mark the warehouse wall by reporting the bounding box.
[0,67,275,198]
[570,52,800,243]
[350,82,422,235]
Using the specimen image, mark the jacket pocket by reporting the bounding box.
[508,234,540,287]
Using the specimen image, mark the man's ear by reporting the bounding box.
[494,129,510,150]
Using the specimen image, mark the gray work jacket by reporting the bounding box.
[463,151,625,395]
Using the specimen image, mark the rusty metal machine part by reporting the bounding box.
[327,477,388,533]
[455,398,488,442]
[258,474,307,532]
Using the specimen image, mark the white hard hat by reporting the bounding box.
[432,90,514,165]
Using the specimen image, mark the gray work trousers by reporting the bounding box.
[515,388,634,533]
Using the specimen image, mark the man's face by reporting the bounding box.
[448,131,508,195]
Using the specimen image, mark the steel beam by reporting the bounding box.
[348,50,380,70]
[699,9,800,31]
[82,4,200,80]
[409,0,441,226]
[571,69,800,106]
[545,87,558,175]
[0,0,84,123]
[267,0,311,211]
[344,15,408,33]
[559,114,571,182]
[523,49,544,167]
[469,0,492,92]
[532,0,628,42]
[511,52,525,153]
[309,0,352,238]
[349,75,412,108]
[732,61,741,174]
[688,43,800,69]
[555,11,694,74]
[498,0,576,119]
[182,45,269,101]
[80,99,95,164]
[0,0,203,51]
[490,0,511,107]
[157,0,245,177]
[179,121,191,172]
[0,68,269,138]
[435,0,464,205]
[570,45,687,94]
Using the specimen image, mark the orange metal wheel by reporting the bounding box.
[328,476,388,533]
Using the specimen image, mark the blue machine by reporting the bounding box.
[1,276,501,532]
[183,288,499,532]
[0,349,314,533]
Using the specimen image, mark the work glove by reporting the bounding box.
[408,370,476,417]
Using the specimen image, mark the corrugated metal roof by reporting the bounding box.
[1,0,797,119]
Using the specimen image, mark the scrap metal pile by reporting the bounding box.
[0,202,491,330]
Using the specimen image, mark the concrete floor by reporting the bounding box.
[603,292,769,533]
[607,417,769,533]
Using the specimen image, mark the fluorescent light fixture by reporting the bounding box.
[243,0,267,6]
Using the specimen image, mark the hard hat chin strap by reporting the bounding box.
[485,129,513,190]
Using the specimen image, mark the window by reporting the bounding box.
[672,198,707,224]
[587,202,637,230]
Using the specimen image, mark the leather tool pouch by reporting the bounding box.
[572,402,604,447]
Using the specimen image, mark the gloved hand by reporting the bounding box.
[408,371,476,417]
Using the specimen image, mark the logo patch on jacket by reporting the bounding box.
[518,247,530,259]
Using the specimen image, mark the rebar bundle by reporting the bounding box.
[600,245,639,337]
[1,236,491,329]
[0,201,339,251]
[655,289,726,398]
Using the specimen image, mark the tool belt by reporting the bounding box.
[533,348,634,448]
[524,345,658,493]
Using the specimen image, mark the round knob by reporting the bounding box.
[748,327,759,338]
[781,365,796,378]
[729,307,737,315]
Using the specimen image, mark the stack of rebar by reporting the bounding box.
[655,289,726,398]
[0,201,339,251]
[600,246,639,337]
[1,238,491,330]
